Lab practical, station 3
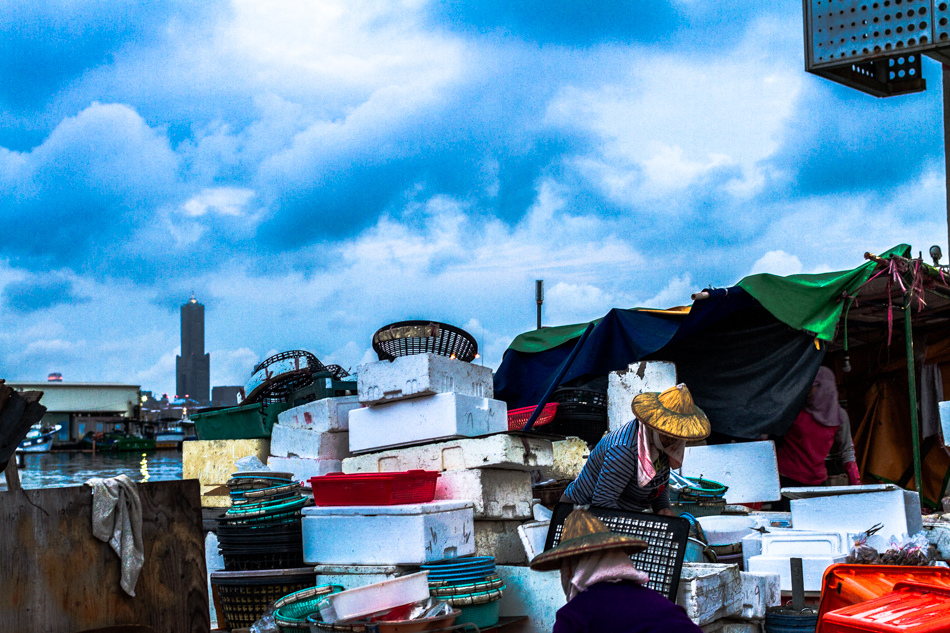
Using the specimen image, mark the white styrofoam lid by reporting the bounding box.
[303,500,475,516]
[681,441,781,504]
[780,484,895,500]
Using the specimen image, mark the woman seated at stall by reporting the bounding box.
[776,366,860,493]
[562,384,711,515]
[530,506,702,633]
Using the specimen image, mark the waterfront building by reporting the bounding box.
[5,382,141,442]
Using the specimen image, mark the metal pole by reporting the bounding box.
[905,297,923,496]
[536,280,544,330]
[944,65,950,249]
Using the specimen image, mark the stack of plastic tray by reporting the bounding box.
[422,558,504,628]
[218,471,311,571]
[544,503,690,600]
[548,388,608,447]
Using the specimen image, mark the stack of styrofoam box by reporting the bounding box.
[681,441,782,506]
[342,353,543,564]
[183,438,271,507]
[607,361,677,432]
[267,396,360,483]
[677,564,780,633]
[348,354,505,452]
[745,485,923,592]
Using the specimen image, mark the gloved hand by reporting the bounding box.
[846,461,861,486]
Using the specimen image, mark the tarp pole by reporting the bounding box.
[904,297,923,496]
[522,322,595,432]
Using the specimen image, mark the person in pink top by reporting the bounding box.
[775,366,860,499]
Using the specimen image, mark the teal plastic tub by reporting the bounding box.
[456,599,500,628]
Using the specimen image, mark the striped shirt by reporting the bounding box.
[563,420,671,512]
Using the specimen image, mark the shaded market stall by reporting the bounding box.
[494,244,950,505]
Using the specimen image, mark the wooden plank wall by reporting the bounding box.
[0,479,209,633]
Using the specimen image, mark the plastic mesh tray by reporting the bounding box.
[372,320,478,362]
[544,502,689,600]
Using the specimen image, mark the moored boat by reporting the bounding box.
[17,424,62,453]
[81,431,157,452]
[154,427,186,449]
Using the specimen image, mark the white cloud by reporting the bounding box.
[183,187,256,217]
[641,274,695,309]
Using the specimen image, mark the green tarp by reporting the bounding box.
[507,244,911,353]
[737,244,910,341]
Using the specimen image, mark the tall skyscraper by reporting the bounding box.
[176,295,210,403]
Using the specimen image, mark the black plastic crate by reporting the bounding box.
[544,502,690,600]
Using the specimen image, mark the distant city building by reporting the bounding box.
[175,295,210,405]
[47,372,63,382]
[211,386,245,408]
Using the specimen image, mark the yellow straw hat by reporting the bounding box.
[529,507,648,572]
[632,383,711,441]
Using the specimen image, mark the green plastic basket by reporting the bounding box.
[190,401,289,440]
[273,584,343,629]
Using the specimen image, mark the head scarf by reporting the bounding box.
[636,420,685,487]
[806,367,847,428]
[560,549,650,601]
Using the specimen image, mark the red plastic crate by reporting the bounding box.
[821,582,950,632]
[507,402,558,431]
[309,470,440,506]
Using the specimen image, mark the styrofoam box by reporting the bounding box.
[436,469,533,519]
[266,456,342,484]
[701,621,763,633]
[539,437,589,481]
[923,521,950,560]
[518,521,550,561]
[319,571,430,623]
[760,531,851,557]
[747,554,847,592]
[676,563,742,626]
[496,565,566,633]
[348,393,508,453]
[206,531,224,628]
[474,520,527,565]
[737,571,781,620]
[357,353,494,405]
[270,423,351,460]
[608,361,677,432]
[789,488,922,549]
[343,434,553,473]
[681,441,781,504]
[302,501,475,565]
[277,396,361,433]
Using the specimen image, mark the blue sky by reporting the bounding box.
[1,1,947,396]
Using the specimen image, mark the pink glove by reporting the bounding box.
[846,461,861,486]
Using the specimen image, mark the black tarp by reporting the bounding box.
[494,288,825,439]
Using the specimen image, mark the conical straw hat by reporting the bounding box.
[632,383,711,440]
[529,507,648,572]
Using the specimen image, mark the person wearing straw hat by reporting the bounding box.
[562,384,710,516]
[531,506,701,632]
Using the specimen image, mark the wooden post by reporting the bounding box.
[3,458,20,492]
[905,298,923,496]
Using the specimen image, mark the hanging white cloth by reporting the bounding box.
[86,474,145,596]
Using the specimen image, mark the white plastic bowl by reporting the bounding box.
[697,516,757,546]
[318,571,431,623]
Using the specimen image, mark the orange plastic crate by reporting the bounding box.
[816,564,950,631]
[821,582,950,632]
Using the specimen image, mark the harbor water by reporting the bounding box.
[0,449,183,492]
